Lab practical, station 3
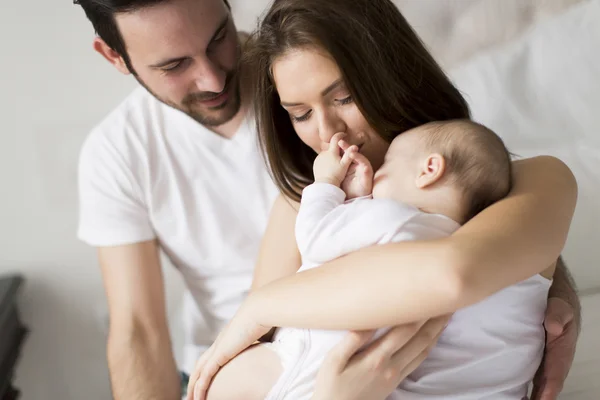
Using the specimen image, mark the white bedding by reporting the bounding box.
[436,2,600,397]
[449,0,600,291]
[393,0,587,70]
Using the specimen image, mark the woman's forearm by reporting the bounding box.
[451,156,577,303]
[248,156,577,330]
[249,238,460,330]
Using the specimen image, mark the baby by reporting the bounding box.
[196,119,552,400]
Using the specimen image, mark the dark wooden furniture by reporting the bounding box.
[0,275,27,400]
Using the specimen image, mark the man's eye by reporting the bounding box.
[163,63,182,72]
[214,28,228,43]
[162,60,189,73]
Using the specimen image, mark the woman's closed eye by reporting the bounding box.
[336,95,353,105]
[291,110,312,123]
[289,96,353,123]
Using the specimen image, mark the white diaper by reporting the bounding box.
[261,328,341,400]
[262,327,396,400]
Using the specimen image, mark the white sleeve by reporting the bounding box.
[295,183,346,258]
[77,131,155,247]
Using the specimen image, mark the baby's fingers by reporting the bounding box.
[338,139,351,151]
[340,145,358,167]
[348,149,372,170]
[328,132,347,154]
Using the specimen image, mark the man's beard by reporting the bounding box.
[134,69,242,127]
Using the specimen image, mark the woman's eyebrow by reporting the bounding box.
[320,79,343,97]
[280,100,302,107]
[280,79,344,107]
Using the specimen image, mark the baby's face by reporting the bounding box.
[372,129,426,202]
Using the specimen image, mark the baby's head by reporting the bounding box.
[373,119,512,223]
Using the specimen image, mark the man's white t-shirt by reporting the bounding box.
[77,86,279,373]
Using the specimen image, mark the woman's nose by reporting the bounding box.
[318,111,347,143]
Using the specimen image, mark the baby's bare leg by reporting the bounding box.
[206,343,282,400]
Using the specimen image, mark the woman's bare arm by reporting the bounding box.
[251,194,302,291]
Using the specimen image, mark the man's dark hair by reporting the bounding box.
[75,0,231,72]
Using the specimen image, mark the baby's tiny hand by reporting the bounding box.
[313,132,356,187]
[338,140,374,199]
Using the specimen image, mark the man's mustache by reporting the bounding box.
[183,71,237,105]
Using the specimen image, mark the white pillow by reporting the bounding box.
[395,0,586,69]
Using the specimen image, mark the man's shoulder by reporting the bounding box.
[82,86,183,159]
[90,86,165,140]
[79,87,162,170]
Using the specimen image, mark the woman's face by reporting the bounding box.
[272,47,390,171]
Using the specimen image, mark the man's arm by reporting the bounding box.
[99,240,180,400]
[531,255,581,399]
[550,256,581,329]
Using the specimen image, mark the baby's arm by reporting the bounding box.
[295,183,348,259]
[297,187,417,264]
[297,134,376,261]
[205,344,282,400]
[252,134,354,291]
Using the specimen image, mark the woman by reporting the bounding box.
[188,0,579,399]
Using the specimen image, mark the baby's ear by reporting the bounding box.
[415,153,446,189]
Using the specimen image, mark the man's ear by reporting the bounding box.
[415,153,446,189]
[93,37,130,75]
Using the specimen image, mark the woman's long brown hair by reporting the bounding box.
[245,0,471,202]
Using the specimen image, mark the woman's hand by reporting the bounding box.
[311,316,449,400]
[186,304,271,400]
[531,297,579,400]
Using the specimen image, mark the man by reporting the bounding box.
[74,0,581,399]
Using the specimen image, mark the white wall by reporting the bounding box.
[0,0,595,399]
[1,2,134,399]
